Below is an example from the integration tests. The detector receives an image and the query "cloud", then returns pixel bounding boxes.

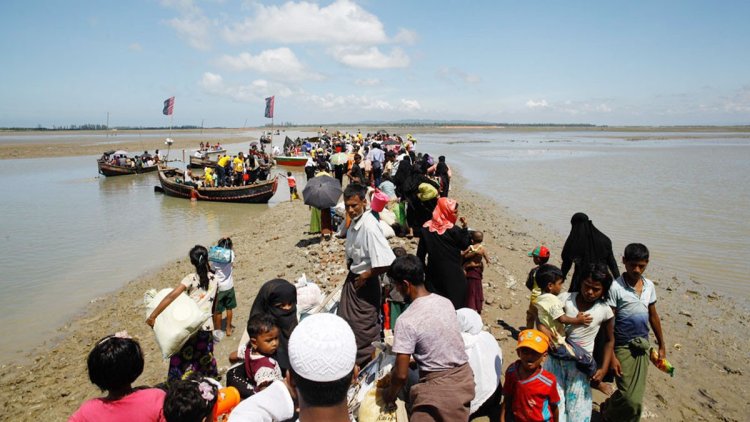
[128,43,143,52]
[223,0,388,45]
[199,72,293,102]
[161,0,214,50]
[400,99,422,111]
[216,48,323,81]
[721,85,750,113]
[525,99,550,109]
[438,67,481,85]
[393,28,418,44]
[354,78,381,87]
[302,94,420,112]
[330,46,409,69]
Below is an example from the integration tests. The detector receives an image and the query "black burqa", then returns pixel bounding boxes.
[561,212,620,292]
[248,279,298,370]
[396,163,440,231]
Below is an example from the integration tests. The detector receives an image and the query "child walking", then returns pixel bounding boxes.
[525,246,550,329]
[542,263,615,422]
[211,237,237,337]
[146,245,219,384]
[281,171,299,201]
[462,230,490,314]
[500,329,560,422]
[603,243,666,422]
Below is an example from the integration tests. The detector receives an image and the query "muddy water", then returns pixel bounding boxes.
[418,131,750,299]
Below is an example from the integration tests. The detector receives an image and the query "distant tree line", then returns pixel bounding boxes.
[0,125,205,131]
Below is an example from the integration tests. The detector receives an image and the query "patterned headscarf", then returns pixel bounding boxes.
[423,197,458,235]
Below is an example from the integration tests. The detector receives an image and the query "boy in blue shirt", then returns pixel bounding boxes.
[603,243,666,422]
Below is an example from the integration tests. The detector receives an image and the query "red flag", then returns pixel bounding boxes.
[264,96,275,118]
[163,97,175,116]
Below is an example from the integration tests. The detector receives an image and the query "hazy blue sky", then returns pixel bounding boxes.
[1,0,749,127]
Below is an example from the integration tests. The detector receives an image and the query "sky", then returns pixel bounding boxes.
[1,0,749,127]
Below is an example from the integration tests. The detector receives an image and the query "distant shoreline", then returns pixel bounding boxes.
[1,126,749,160]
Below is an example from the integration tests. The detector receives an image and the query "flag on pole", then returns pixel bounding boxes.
[163,97,175,116]
[264,96,275,118]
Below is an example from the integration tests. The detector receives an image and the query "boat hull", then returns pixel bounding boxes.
[188,156,220,169]
[158,168,277,203]
[98,160,158,177]
[274,156,308,167]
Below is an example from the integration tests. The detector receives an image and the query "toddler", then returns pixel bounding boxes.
[462,230,490,314]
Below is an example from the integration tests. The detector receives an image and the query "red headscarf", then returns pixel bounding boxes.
[423,197,458,234]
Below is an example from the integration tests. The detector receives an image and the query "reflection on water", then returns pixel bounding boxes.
[418,131,750,299]
[0,154,281,362]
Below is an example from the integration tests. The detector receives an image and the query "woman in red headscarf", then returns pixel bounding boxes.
[416,197,472,309]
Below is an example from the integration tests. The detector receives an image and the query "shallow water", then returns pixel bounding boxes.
[417,131,750,298]
[0,132,312,363]
[1,129,748,363]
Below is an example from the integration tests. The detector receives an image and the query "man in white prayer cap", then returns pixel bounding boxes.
[228,313,358,422]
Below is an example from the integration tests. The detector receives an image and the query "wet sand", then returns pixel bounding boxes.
[0,139,748,421]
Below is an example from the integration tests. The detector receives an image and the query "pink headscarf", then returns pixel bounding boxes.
[423,197,458,235]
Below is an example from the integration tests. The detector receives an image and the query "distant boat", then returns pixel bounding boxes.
[157,167,277,203]
[274,156,308,167]
[188,148,226,169]
[97,150,158,177]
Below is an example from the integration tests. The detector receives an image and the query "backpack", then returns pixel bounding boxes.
[209,246,232,264]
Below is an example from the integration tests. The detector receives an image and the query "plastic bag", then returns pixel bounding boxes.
[649,348,675,377]
[144,288,211,358]
[357,387,408,422]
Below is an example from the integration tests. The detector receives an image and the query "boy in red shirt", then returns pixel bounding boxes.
[501,329,560,422]
[281,171,298,201]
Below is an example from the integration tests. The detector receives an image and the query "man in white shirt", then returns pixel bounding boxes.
[338,183,395,365]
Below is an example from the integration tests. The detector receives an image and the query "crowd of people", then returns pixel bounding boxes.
[72,134,668,422]
[191,146,274,188]
[100,150,162,168]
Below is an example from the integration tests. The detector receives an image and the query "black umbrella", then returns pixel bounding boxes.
[382,139,400,146]
[303,175,342,209]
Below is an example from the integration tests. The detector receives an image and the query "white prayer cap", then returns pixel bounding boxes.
[288,313,356,382]
[456,308,483,335]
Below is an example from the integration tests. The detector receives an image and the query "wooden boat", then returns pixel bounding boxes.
[188,148,227,169]
[188,155,220,169]
[157,167,278,203]
[274,156,309,167]
[97,159,158,177]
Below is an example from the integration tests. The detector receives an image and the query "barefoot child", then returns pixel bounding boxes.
[211,237,237,337]
[280,171,298,201]
[462,230,490,314]
[500,329,560,422]
[525,246,550,329]
[603,243,666,422]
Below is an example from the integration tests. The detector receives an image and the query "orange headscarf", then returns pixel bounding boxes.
[423,197,458,234]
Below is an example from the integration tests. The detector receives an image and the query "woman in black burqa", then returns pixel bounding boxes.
[561,212,620,292]
[394,161,440,237]
[247,279,298,370]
